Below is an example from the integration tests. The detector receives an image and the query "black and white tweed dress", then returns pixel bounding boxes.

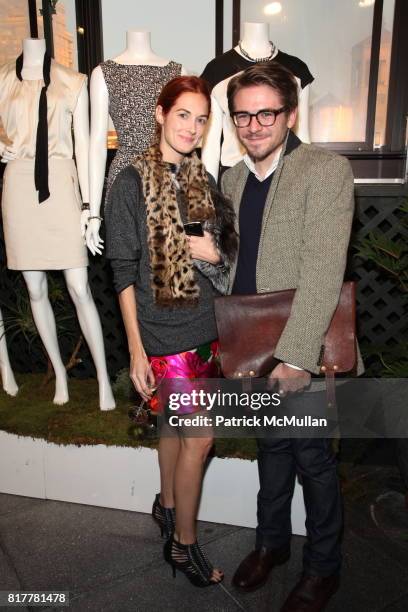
[100,59,182,199]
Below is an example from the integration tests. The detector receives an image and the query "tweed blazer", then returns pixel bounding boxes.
[221,133,363,375]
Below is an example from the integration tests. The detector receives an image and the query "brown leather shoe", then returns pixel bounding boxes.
[232,545,290,592]
[280,574,340,612]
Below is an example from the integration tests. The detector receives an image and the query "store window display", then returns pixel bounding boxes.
[201,22,313,181]
[86,30,187,255]
[0,38,115,410]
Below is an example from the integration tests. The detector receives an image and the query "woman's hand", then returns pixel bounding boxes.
[187,231,221,264]
[129,347,156,401]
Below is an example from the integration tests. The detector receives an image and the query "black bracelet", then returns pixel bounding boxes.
[88,216,103,222]
[81,202,90,211]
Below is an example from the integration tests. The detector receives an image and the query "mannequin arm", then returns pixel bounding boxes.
[72,82,90,237]
[201,94,223,182]
[0,141,17,163]
[86,65,109,255]
[296,84,311,144]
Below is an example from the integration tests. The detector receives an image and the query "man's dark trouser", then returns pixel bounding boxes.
[255,393,343,577]
[396,438,408,490]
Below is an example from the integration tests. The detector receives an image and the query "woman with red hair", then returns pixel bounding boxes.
[105,76,237,587]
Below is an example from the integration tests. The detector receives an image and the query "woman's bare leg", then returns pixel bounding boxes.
[158,423,180,507]
[173,428,223,581]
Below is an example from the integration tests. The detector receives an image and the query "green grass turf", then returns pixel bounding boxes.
[0,373,257,460]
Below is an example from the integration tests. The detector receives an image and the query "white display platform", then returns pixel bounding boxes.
[0,430,306,535]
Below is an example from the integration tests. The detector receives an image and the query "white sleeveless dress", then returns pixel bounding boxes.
[0,58,88,270]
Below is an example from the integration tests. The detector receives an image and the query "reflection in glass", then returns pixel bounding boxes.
[264,3,282,16]
[52,0,77,69]
[0,0,31,142]
[35,0,44,38]
[36,0,77,69]
[241,0,394,144]
[0,0,30,66]
[373,0,394,148]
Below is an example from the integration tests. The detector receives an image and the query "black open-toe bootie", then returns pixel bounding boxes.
[151,493,175,539]
[163,534,224,588]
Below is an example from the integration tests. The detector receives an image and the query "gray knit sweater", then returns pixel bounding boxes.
[105,165,221,356]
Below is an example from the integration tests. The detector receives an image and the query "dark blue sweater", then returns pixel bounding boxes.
[232,172,274,294]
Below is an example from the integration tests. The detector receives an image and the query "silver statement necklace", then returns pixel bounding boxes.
[238,40,276,63]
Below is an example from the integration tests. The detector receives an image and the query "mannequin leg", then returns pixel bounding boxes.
[63,268,115,411]
[22,271,68,405]
[0,306,19,396]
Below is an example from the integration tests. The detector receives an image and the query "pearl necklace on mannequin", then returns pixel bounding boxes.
[238,40,276,63]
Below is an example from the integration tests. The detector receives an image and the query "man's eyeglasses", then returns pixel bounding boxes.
[231,106,288,128]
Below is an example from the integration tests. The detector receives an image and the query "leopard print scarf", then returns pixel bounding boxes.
[133,144,216,307]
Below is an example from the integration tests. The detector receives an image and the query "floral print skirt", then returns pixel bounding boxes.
[147,341,220,415]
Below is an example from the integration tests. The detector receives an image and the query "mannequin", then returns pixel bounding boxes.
[0,38,115,410]
[0,307,18,396]
[201,22,313,181]
[239,21,275,58]
[86,30,187,254]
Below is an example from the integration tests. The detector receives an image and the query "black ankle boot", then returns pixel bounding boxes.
[163,534,224,588]
[151,493,175,539]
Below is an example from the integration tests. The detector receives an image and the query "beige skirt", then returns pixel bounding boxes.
[1,158,88,270]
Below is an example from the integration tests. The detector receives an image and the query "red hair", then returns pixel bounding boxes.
[157,76,211,115]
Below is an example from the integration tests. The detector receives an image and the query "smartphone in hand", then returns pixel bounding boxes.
[184,221,204,237]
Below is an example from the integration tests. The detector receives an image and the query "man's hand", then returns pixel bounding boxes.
[268,362,311,395]
[187,231,221,264]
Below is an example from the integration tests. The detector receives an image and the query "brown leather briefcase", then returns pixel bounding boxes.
[214,281,357,380]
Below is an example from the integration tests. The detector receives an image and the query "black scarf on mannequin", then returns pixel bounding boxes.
[16,52,51,203]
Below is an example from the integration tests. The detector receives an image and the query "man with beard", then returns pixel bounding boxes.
[221,62,359,612]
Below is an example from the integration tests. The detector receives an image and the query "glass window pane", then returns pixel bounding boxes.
[101,0,215,75]
[0,0,31,142]
[35,0,77,69]
[374,0,395,148]
[52,0,78,70]
[35,0,44,38]
[240,0,386,144]
[0,0,31,65]
[101,0,216,148]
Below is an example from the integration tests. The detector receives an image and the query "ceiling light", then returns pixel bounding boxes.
[264,2,283,16]
[358,0,375,7]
